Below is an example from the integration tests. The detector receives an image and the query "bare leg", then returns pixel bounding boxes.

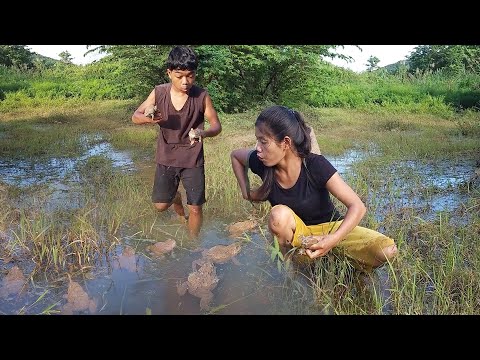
[268,205,296,258]
[154,202,170,212]
[187,205,203,239]
[172,191,186,219]
[154,191,186,222]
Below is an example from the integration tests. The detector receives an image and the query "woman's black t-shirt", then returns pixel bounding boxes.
[248,151,344,225]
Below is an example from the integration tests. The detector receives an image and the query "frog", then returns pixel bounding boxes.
[0,266,27,298]
[188,128,202,145]
[62,278,97,315]
[144,105,157,120]
[113,245,137,272]
[176,261,219,311]
[192,242,242,270]
[227,219,258,238]
[147,239,176,257]
[296,235,319,255]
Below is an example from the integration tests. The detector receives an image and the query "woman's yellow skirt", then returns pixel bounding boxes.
[290,209,395,270]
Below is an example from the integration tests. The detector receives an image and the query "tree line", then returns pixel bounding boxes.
[1,45,479,114]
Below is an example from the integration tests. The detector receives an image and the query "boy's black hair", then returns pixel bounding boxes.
[167,46,198,71]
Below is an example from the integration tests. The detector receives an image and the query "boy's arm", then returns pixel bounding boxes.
[201,93,222,138]
[131,89,162,125]
[308,125,321,155]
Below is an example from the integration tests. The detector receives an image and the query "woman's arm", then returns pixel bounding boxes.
[326,172,366,241]
[230,149,263,202]
[306,172,366,259]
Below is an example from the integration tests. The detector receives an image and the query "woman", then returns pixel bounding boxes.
[230,105,397,270]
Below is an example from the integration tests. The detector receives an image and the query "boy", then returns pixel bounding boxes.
[132,46,222,238]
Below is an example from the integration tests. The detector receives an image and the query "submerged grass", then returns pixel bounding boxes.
[1,99,480,314]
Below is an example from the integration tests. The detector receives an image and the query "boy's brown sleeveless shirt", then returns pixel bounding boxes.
[154,83,207,168]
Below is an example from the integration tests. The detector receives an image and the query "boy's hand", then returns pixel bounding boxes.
[144,106,161,123]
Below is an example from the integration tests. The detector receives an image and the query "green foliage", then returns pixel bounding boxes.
[0,45,479,116]
[0,59,135,107]
[366,56,380,72]
[86,45,172,98]
[408,45,480,74]
[269,236,285,273]
[58,51,73,64]
[454,109,480,137]
[0,65,31,93]
[0,45,34,68]
[189,45,337,112]
[304,67,479,115]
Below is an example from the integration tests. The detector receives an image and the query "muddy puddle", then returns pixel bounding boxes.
[0,140,478,314]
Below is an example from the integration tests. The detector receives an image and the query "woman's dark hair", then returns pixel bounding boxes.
[255,105,313,200]
[167,46,198,71]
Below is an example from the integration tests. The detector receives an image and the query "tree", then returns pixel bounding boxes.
[85,45,348,112]
[366,55,380,72]
[408,45,480,74]
[0,45,34,68]
[58,51,73,64]
[85,45,172,98]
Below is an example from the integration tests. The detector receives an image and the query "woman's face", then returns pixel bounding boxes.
[254,125,285,167]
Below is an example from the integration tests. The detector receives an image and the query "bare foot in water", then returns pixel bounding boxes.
[170,212,188,224]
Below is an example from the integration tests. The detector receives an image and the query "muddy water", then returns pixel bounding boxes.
[0,142,477,315]
[0,220,310,315]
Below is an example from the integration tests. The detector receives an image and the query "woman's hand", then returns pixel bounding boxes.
[246,188,262,202]
[305,234,340,259]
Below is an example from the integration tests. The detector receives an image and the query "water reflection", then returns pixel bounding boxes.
[0,137,134,187]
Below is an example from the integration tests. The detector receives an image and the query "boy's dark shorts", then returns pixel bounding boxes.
[152,163,206,206]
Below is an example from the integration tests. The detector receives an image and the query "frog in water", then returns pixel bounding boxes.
[62,278,97,315]
[191,242,242,270]
[147,239,176,257]
[227,219,258,238]
[113,245,137,272]
[177,261,219,311]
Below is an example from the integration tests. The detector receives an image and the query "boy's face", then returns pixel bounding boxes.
[167,69,196,94]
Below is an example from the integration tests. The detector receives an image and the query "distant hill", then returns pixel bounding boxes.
[381,60,410,74]
[32,52,60,67]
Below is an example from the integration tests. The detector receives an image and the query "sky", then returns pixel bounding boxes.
[26,45,418,72]
[324,45,417,72]
[26,45,105,65]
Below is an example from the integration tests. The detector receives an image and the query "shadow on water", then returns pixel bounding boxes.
[0,141,478,315]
